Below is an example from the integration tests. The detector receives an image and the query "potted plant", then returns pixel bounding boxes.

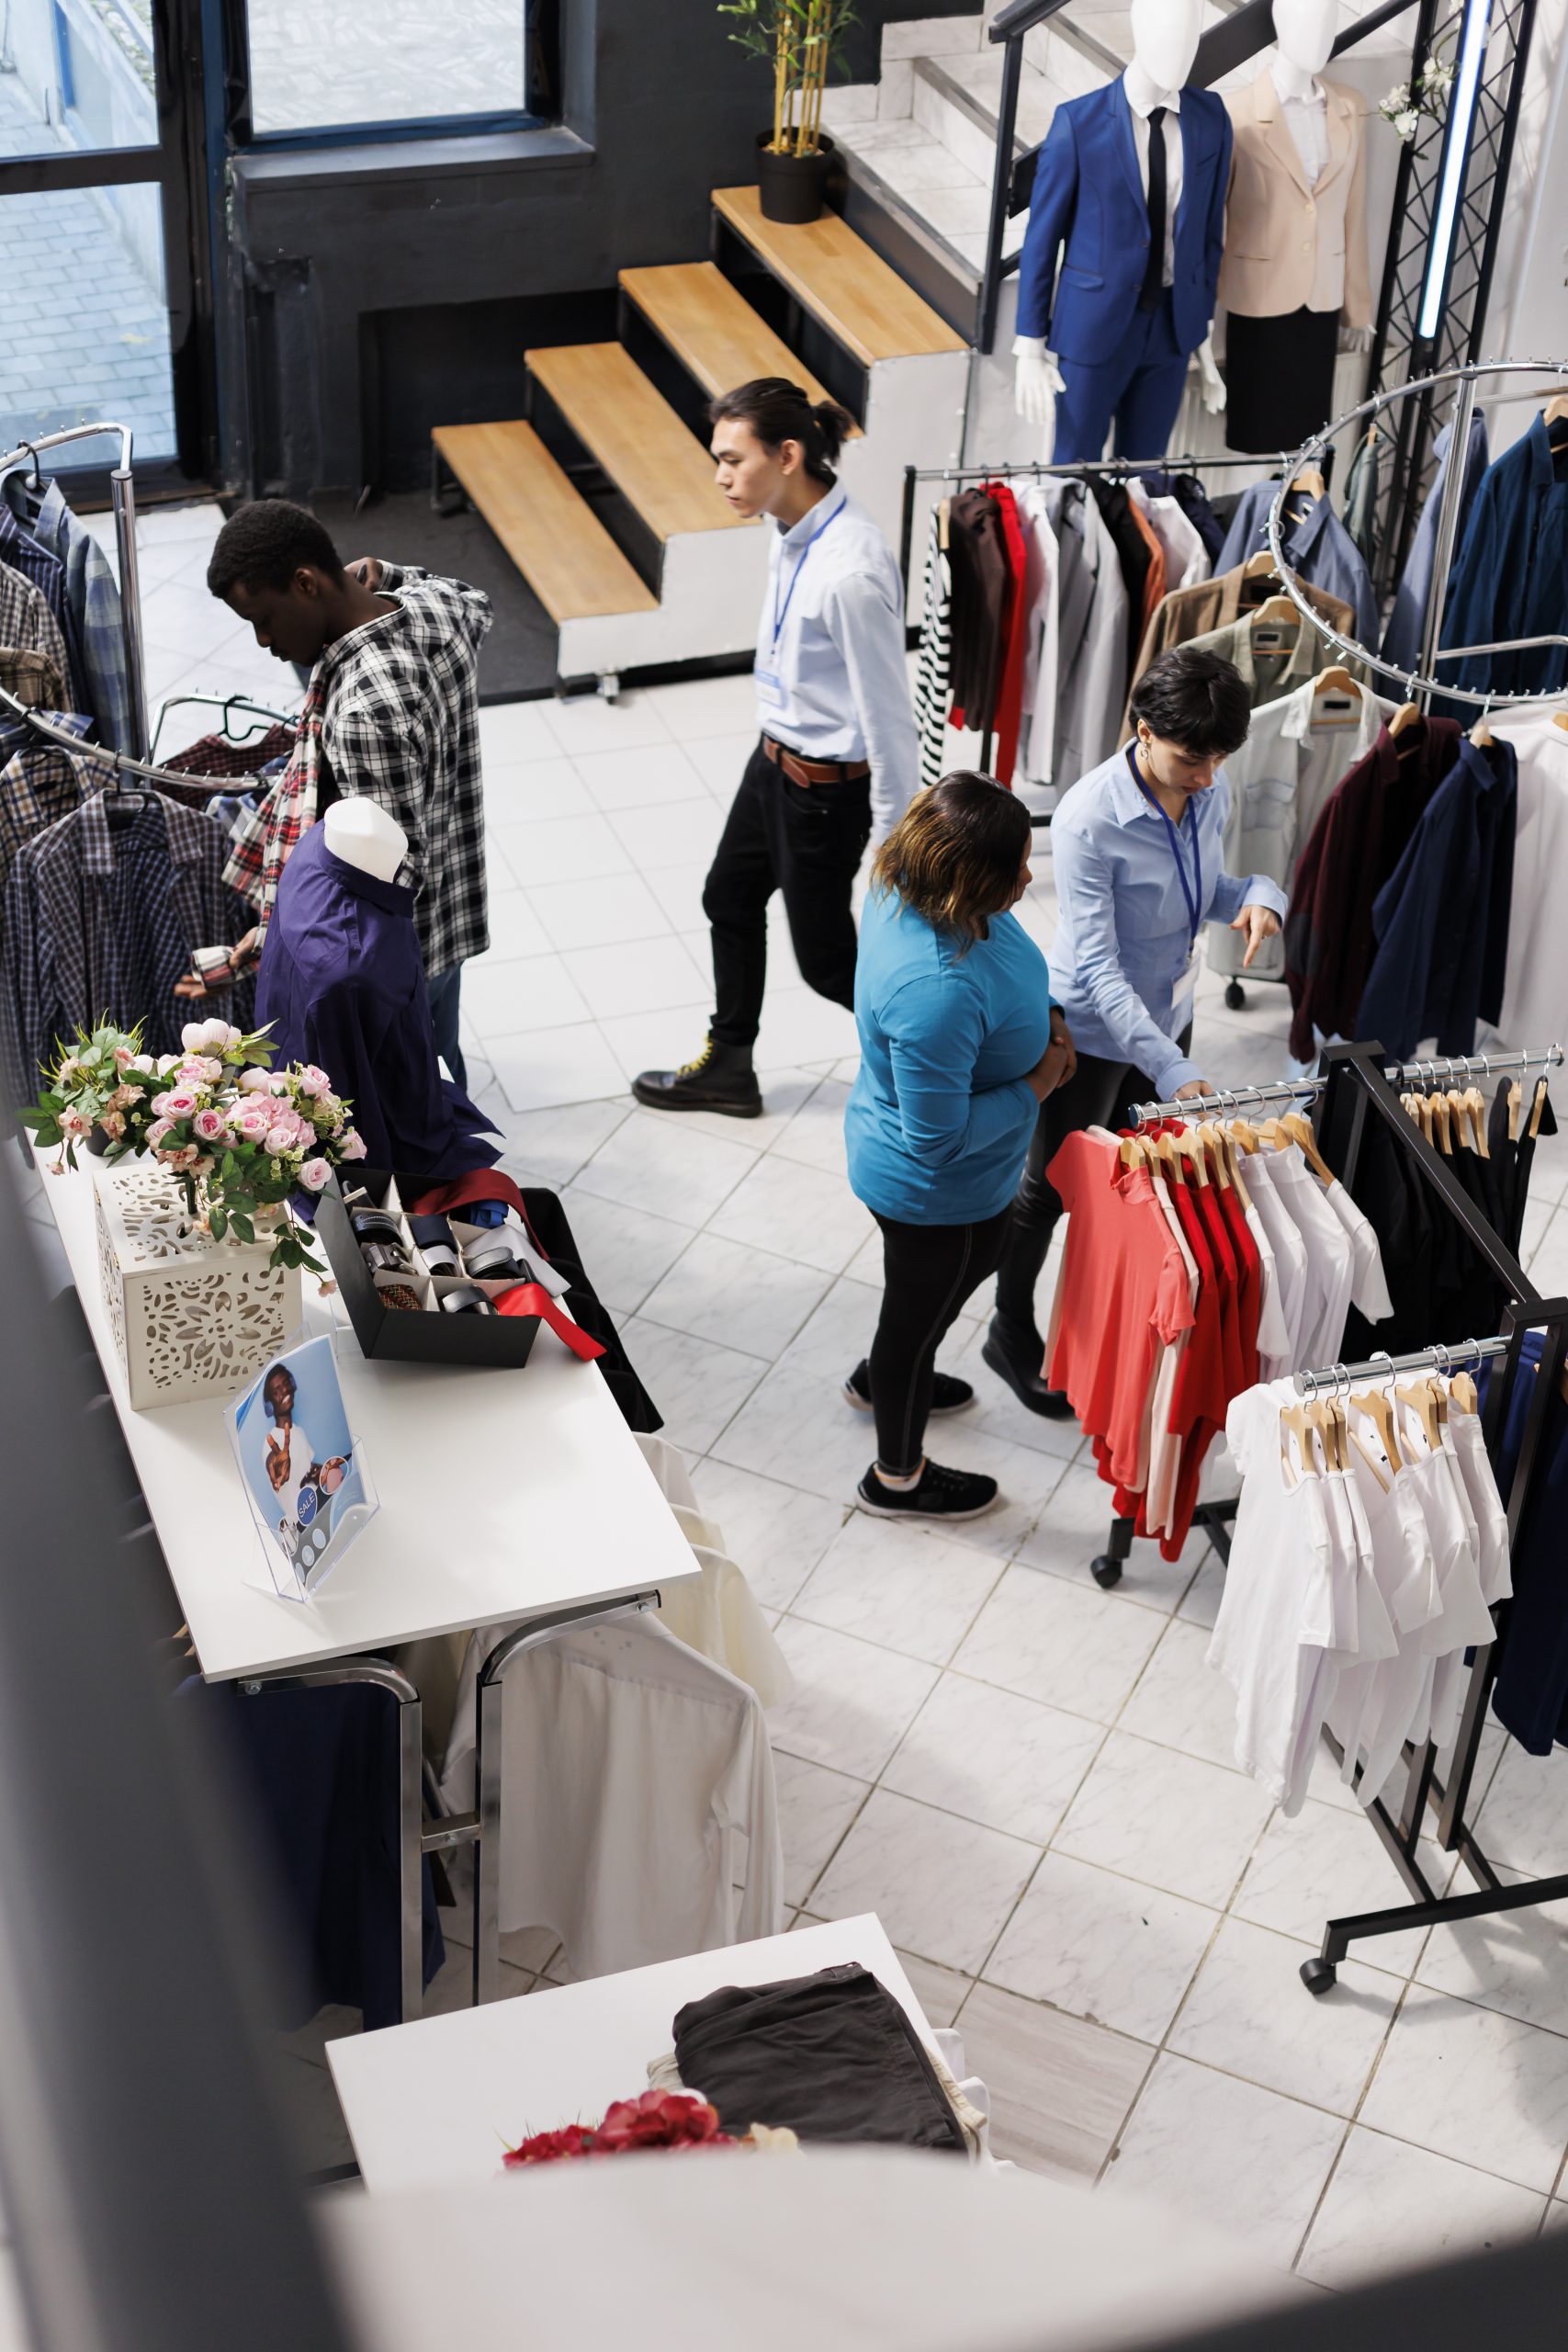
[720,0,860,224]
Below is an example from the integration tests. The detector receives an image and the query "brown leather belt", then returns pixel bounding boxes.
[761,734,872,789]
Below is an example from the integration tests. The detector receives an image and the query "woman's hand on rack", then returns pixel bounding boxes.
[1230,902,1282,969]
[175,929,258,998]
[1027,1010,1077,1102]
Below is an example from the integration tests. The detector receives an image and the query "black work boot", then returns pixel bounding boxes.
[982,1312,1075,1418]
[633,1035,762,1118]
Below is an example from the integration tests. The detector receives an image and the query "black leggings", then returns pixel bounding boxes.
[992,1030,1190,1335]
[869,1205,1014,1474]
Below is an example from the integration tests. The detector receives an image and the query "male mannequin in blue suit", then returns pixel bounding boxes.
[1014,0,1231,465]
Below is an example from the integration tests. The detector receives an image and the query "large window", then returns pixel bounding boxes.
[244,0,530,138]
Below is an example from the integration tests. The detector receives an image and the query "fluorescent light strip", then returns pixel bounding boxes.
[1417,0,1495,342]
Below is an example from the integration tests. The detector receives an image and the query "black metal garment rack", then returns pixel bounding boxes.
[1087,1039,1568,1992]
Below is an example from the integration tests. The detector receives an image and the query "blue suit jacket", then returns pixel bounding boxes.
[1016,83,1232,365]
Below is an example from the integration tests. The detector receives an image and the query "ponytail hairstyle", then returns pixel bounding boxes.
[707,377,855,485]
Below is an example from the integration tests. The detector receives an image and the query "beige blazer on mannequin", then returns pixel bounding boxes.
[1219,74,1371,323]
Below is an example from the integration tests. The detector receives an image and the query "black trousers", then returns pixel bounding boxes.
[869,1204,1014,1474]
[705,740,873,1048]
[992,1029,1190,1332]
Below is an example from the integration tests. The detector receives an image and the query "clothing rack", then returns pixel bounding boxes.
[1128,1045,1564,1129]
[1292,1334,1506,1399]
[0,421,149,759]
[148,691,299,764]
[0,690,279,799]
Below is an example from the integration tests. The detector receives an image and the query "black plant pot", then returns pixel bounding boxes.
[84,1122,112,1158]
[756,130,835,225]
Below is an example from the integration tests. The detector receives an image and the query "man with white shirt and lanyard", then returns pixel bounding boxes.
[635,379,918,1118]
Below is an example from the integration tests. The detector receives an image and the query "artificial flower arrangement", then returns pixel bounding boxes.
[19,1016,367,1275]
[502,2089,798,2167]
[1379,44,1456,142]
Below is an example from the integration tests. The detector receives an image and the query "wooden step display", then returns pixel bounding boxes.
[525,344,751,543]
[430,422,656,622]
[712,186,967,369]
[617,262,860,432]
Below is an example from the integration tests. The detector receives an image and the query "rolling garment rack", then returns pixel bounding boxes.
[1117,1038,1568,1997]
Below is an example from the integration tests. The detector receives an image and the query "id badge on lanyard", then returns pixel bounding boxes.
[764,501,844,708]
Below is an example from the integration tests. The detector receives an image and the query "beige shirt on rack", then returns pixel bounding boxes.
[1123,566,1357,737]
[1220,73,1373,324]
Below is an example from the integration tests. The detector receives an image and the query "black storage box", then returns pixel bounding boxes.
[316,1171,541,1367]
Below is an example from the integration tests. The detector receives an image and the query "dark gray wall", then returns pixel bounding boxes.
[220,0,975,497]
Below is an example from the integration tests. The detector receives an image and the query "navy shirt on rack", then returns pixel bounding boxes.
[1483,1329,1568,1755]
[1440,414,1568,700]
[1214,479,1378,650]
[255,820,499,1179]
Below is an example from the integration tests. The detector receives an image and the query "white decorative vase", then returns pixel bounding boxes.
[92,1159,302,1409]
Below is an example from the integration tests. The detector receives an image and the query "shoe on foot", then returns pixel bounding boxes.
[632,1035,761,1118]
[982,1314,1075,1419]
[856,1458,999,1521]
[842,1359,975,1417]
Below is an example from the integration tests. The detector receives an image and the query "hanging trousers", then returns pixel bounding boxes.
[992,1027,1190,1333]
[869,1204,1014,1473]
[705,741,872,1049]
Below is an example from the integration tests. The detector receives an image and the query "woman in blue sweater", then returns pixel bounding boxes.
[845,774,1075,1522]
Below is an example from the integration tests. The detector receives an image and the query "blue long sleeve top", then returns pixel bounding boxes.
[846,885,1054,1224]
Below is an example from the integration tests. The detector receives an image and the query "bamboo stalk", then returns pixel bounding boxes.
[773,11,786,151]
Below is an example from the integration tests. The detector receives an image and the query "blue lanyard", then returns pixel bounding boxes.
[1125,744,1202,948]
[772,499,845,650]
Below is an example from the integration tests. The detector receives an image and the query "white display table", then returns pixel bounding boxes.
[328,1915,933,2194]
[36,1159,695,2016]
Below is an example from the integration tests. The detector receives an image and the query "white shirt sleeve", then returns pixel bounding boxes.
[826,567,919,845]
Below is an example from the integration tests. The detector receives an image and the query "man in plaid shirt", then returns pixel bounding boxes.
[182,501,491,1086]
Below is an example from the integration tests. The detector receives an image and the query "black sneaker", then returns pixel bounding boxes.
[842,1359,975,1418]
[981,1315,1076,1419]
[856,1459,999,1521]
[632,1036,762,1118]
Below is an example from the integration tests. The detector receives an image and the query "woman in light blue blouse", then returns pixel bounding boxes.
[845,773,1075,1524]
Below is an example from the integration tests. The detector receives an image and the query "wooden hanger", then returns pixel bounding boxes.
[1282,1111,1337,1186]
[1397,1379,1446,1450]
[1389,701,1423,739]
[1229,1116,1260,1154]
[1507,1078,1522,1142]
[1545,394,1568,428]
[1530,1077,1549,1137]
[1464,1085,1491,1158]
[1279,1401,1321,1478]
[1242,549,1280,582]
[1471,712,1495,748]
[1258,1116,1295,1152]
[937,497,951,552]
[1250,594,1300,628]
[1351,1385,1404,1471]
[1431,1091,1454,1154]
[1156,1128,1186,1185]
[1311,665,1362,727]
[1118,1134,1147,1170]
[1553,709,1568,734]
[1450,1370,1479,1415]
[1291,464,1327,502]
[1446,1088,1473,1151]
[1197,1125,1232,1190]
[1222,1129,1253,1209]
[1178,1126,1210,1188]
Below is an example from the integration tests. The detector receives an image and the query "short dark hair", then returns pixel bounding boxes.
[707,377,856,485]
[208,499,345,598]
[1127,645,1251,759]
[873,772,1031,949]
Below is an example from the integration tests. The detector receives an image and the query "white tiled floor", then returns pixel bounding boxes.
[99,520,1568,2279]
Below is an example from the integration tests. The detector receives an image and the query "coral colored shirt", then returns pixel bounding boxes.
[1045,1134,1195,1491]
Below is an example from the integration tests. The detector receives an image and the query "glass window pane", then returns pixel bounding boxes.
[0,185,175,462]
[0,0,158,162]
[246,0,527,135]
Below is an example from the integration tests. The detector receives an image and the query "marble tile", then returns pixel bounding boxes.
[1014,1461,1207,1606]
[876,56,914,117]
[559,935,710,1021]
[1524,1206,1568,1297]
[487,1022,631,1114]
[1234,1803,1453,1980]
[645,670,761,740]
[647,1066,823,1150]
[884,15,982,54]
[987,1852,1217,2045]
[479,698,561,763]
[1052,1730,1275,1909]
[874,140,985,198]
[953,1982,1152,2181]
[615,1317,769,1454]
[596,1006,728,1085]
[909,1419,1085,1563]
[942,1319,1092,1464]
[780,1273,893,1378]
[571,740,707,811]
[485,756,596,820]
[711,1360,884,1505]
[478,888,552,961]
[486,1097,629,1188]
[898,1950,970,2030]
[1103,2054,1346,2270]
[769,1078,852,1176]
[811,1788,1040,1973]
[1417,1870,1568,2038]
[573,1113,759,1227]
[953,1567,1165,1726]
[883,1672,1103,1845]
[1475,1742,1565,1879]
[606,797,725,873]
[1118,1618,1245,1772]
[491,812,631,888]
[464,954,591,1035]
[544,689,671,752]
[753,986,862,1070]
[793,1516,1003,1665]
[682,730,760,799]
[1359,1985,1568,2191]
[637,1231,829,1362]
[1168,1917,1398,2115]
[644,860,711,934]
[553,1186,694,1316]
[707,1153,875,1275]
[267,2049,358,2174]
[681,1459,848,1611]
[1298,2127,1546,2289]
[767,1617,939,1780]
[525,871,671,951]
[1176,1546,1225,1629]
[771,1750,872,1909]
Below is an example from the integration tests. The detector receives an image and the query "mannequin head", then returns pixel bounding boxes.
[1128,0,1203,91]
[323,797,408,884]
[1272,0,1337,74]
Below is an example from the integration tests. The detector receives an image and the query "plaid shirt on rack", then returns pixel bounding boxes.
[0,561,70,695]
[0,741,92,891]
[0,507,88,715]
[223,564,492,978]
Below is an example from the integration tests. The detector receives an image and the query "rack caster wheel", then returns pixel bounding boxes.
[1224,979,1246,1011]
[1300,1959,1337,1996]
[1090,1555,1123,1589]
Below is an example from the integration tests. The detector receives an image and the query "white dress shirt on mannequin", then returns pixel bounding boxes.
[1277,71,1329,183]
[1124,70,1184,285]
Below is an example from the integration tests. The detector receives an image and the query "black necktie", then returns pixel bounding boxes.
[1138,106,1168,313]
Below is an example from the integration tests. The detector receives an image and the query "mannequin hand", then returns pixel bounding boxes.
[1013,338,1064,433]
[1338,322,1374,355]
[1231,903,1281,968]
[1195,336,1227,415]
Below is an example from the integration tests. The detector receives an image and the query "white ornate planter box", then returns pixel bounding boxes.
[92,1159,302,1409]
